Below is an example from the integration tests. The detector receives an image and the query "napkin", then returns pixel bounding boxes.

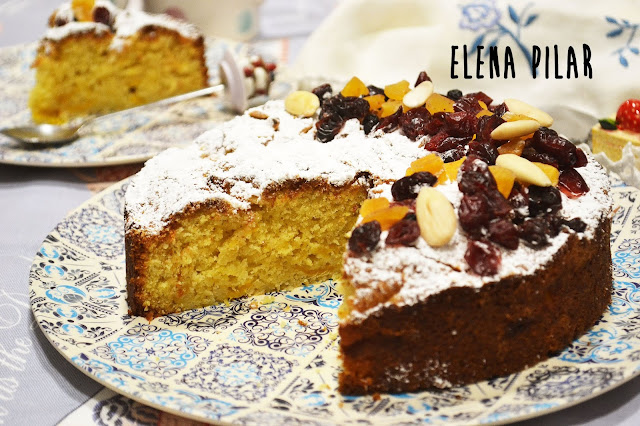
[292,0,640,141]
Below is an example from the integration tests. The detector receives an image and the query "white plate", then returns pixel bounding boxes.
[29,175,640,425]
[0,39,251,167]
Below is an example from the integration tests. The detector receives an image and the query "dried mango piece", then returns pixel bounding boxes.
[341,76,369,97]
[443,156,466,182]
[497,138,526,156]
[384,80,411,101]
[380,100,402,117]
[533,162,560,186]
[489,165,516,198]
[72,0,95,21]
[364,94,385,112]
[362,205,410,231]
[406,153,444,177]
[425,93,455,114]
[359,197,390,218]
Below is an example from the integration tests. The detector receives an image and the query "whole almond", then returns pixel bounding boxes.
[504,98,553,127]
[284,91,320,117]
[403,81,435,109]
[415,187,457,247]
[495,154,552,186]
[490,119,541,140]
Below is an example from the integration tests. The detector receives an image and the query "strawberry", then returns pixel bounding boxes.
[616,99,640,133]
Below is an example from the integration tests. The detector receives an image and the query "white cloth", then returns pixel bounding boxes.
[293,0,640,140]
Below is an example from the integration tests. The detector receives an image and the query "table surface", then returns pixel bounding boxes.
[1,1,640,425]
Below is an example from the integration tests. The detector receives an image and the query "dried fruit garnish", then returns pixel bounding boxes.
[391,172,438,201]
[341,76,369,97]
[530,127,577,168]
[415,71,432,86]
[574,148,588,168]
[312,84,332,104]
[558,168,590,198]
[386,219,421,246]
[459,193,491,234]
[363,114,380,135]
[93,6,112,26]
[377,107,403,133]
[488,218,519,249]
[315,114,344,143]
[519,217,550,247]
[362,205,410,230]
[349,221,381,255]
[399,107,431,141]
[468,141,499,165]
[384,80,411,101]
[446,89,463,101]
[528,185,562,216]
[465,240,501,276]
[359,197,390,218]
[425,94,456,115]
[563,218,586,232]
[458,157,497,195]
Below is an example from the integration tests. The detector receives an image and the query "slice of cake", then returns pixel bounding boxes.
[29,0,208,124]
[592,99,640,164]
[124,74,613,394]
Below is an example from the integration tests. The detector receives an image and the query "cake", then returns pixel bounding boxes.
[29,0,208,124]
[591,98,640,166]
[124,74,613,394]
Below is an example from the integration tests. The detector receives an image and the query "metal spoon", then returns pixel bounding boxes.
[1,49,249,146]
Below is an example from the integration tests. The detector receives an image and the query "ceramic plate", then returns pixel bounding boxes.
[0,39,253,167]
[29,175,640,425]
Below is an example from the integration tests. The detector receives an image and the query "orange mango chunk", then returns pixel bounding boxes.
[533,162,560,186]
[497,138,526,156]
[384,80,411,101]
[489,165,516,198]
[364,94,385,112]
[72,0,95,21]
[443,156,466,182]
[406,153,444,175]
[359,197,390,218]
[380,100,402,117]
[341,76,369,97]
[425,93,455,114]
[362,205,410,231]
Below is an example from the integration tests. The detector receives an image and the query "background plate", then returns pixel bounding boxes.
[0,39,252,167]
[29,175,640,425]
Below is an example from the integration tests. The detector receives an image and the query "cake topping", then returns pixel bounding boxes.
[341,77,369,98]
[415,187,458,247]
[284,91,320,117]
[503,98,554,127]
[402,81,435,109]
[495,154,552,186]
[348,221,381,255]
[490,120,541,140]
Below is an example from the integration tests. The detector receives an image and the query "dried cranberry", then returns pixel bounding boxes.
[458,157,497,195]
[467,141,498,165]
[528,185,562,216]
[399,107,431,140]
[312,84,332,104]
[386,219,421,246]
[315,114,344,142]
[521,145,559,169]
[563,218,586,232]
[459,193,491,235]
[574,148,588,168]
[363,114,380,135]
[53,14,69,26]
[444,111,476,137]
[491,102,508,117]
[377,108,403,133]
[454,92,493,114]
[349,221,381,255]
[439,145,467,163]
[465,240,501,276]
[488,218,519,249]
[320,95,369,121]
[391,172,437,201]
[486,189,512,217]
[446,89,463,101]
[425,112,447,135]
[558,168,589,198]
[530,127,577,168]
[93,6,112,26]
[519,218,549,248]
[545,214,563,237]
[367,85,385,97]
[415,71,432,86]
[475,114,505,144]
[429,135,471,153]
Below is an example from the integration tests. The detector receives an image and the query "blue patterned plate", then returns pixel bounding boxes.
[0,39,253,167]
[29,175,640,425]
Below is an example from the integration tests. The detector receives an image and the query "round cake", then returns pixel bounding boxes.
[124,74,613,395]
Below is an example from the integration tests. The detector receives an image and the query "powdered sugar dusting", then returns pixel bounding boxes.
[43,1,201,49]
[125,100,426,233]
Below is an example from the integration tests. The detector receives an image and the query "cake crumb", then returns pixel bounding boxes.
[249,301,259,309]
[298,319,308,327]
